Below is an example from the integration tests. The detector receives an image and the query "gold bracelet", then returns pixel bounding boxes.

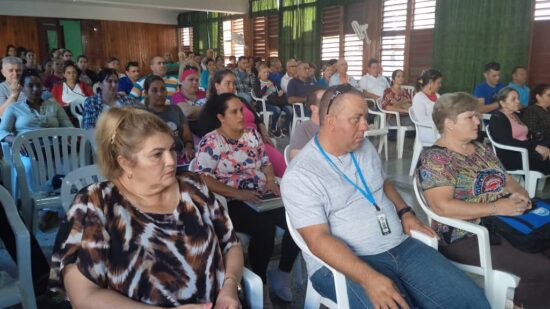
[223,276,238,286]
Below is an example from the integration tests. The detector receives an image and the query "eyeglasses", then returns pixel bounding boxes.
[326,90,343,115]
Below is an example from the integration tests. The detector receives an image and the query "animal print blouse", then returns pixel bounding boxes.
[49,173,239,306]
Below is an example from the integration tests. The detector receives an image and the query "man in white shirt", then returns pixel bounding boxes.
[0,56,25,117]
[281,58,297,93]
[359,58,389,99]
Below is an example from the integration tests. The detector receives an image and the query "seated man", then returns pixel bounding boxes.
[507,66,530,107]
[281,84,490,309]
[288,88,324,161]
[287,62,317,105]
[359,58,389,100]
[0,56,25,117]
[130,56,177,103]
[232,56,255,103]
[117,61,141,95]
[281,58,297,93]
[473,61,504,113]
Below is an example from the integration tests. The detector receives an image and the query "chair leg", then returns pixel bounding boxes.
[526,174,537,198]
[383,135,388,160]
[409,138,422,176]
[397,128,406,159]
[537,178,546,191]
[304,279,322,309]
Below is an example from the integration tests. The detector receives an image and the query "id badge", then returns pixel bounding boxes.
[377,213,391,235]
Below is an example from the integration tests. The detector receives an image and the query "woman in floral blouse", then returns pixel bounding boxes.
[50,107,243,308]
[417,92,550,309]
[192,93,299,304]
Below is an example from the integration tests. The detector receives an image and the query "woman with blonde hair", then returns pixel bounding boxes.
[50,106,243,308]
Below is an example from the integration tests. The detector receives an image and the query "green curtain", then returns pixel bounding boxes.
[279,0,320,67]
[250,0,279,17]
[190,12,221,55]
[433,0,532,94]
[317,0,361,8]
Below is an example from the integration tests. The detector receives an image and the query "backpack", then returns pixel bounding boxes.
[482,199,550,253]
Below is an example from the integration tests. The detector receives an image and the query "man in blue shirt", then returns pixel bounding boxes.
[508,66,530,107]
[268,58,284,89]
[473,62,504,113]
[118,61,141,95]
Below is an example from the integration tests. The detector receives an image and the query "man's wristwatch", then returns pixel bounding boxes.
[398,206,416,219]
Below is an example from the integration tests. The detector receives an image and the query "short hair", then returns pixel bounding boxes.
[149,56,163,66]
[319,84,364,125]
[484,62,501,72]
[125,61,139,71]
[107,56,119,63]
[237,56,247,63]
[326,59,338,66]
[511,66,527,75]
[367,58,380,68]
[269,57,281,67]
[5,44,16,56]
[204,58,215,65]
[305,88,325,108]
[97,68,118,84]
[2,56,22,68]
[63,49,72,54]
[77,55,87,62]
[530,83,550,106]
[432,92,479,133]
[495,87,518,108]
[95,107,172,180]
[228,55,236,61]
[215,55,224,62]
[20,68,41,84]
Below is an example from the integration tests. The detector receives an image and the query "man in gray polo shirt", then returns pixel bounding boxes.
[0,56,25,117]
[281,84,489,308]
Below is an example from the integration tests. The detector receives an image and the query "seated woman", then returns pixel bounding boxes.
[317,62,335,88]
[51,62,93,108]
[411,69,442,144]
[0,69,73,142]
[82,68,140,130]
[172,67,206,120]
[215,55,226,71]
[192,93,299,304]
[521,83,550,139]
[417,92,550,309]
[203,69,287,177]
[252,64,292,137]
[200,58,215,90]
[489,87,550,175]
[49,107,243,308]
[144,75,195,165]
[381,69,413,126]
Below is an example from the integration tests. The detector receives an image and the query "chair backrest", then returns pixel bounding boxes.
[12,128,94,195]
[249,90,270,128]
[401,85,415,98]
[0,184,37,309]
[60,164,105,212]
[292,103,306,118]
[486,125,529,175]
[70,100,84,128]
[408,107,439,145]
[283,145,291,165]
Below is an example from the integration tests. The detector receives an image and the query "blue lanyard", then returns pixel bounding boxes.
[314,135,381,211]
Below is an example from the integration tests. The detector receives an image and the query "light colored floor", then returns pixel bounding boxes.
[1,133,548,308]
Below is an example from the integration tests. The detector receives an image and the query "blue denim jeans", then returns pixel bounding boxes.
[310,238,490,309]
[266,104,292,131]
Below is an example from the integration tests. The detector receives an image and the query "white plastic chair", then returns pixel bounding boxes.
[401,85,416,98]
[70,100,85,128]
[250,90,273,129]
[486,126,549,198]
[413,176,519,309]
[284,145,291,165]
[376,98,415,158]
[290,103,310,135]
[12,128,94,232]
[59,166,264,309]
[365,99,389,160]
[480,113,492,133]
[0,184,37,309]
[408,107,439,176]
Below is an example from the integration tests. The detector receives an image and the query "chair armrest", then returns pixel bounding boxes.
[410,230,438,249]
[242,267,263,309]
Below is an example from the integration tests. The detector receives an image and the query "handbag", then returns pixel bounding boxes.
[482,199,550,253]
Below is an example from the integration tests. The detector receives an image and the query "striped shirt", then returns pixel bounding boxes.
[130,74,178,104]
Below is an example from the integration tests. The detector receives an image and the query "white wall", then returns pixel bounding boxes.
[0,0,248,25]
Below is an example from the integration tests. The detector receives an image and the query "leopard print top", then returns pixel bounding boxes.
[49,173,239,306]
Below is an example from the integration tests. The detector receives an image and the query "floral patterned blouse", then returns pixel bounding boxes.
[417,142,509,244]
[381,87,412,110]
[192,128,271,193]
[49,174,239,306]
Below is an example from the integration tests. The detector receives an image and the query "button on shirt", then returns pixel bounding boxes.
[359,74,390,97]
[281,138,406,275]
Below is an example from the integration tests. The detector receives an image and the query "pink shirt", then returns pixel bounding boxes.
[506,114,529,141]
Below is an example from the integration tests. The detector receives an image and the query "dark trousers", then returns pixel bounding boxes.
[0,204,50,295]
[227,200,299,282]
[440,236,550,309]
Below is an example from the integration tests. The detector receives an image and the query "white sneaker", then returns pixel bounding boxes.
[267,268,293,302]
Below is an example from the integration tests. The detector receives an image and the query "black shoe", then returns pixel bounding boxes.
[270,129,282,138]
[281,128,289,137]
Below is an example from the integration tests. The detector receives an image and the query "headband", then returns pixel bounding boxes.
[179,69,198,82]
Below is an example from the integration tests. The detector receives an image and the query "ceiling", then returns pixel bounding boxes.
[0,0,249,25]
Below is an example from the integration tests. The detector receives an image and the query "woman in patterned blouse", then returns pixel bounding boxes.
[50,107,243,308]
[417,92,550,308]
[192,93,299,304]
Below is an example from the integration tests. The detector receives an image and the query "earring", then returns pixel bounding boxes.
[127,173,133,180]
